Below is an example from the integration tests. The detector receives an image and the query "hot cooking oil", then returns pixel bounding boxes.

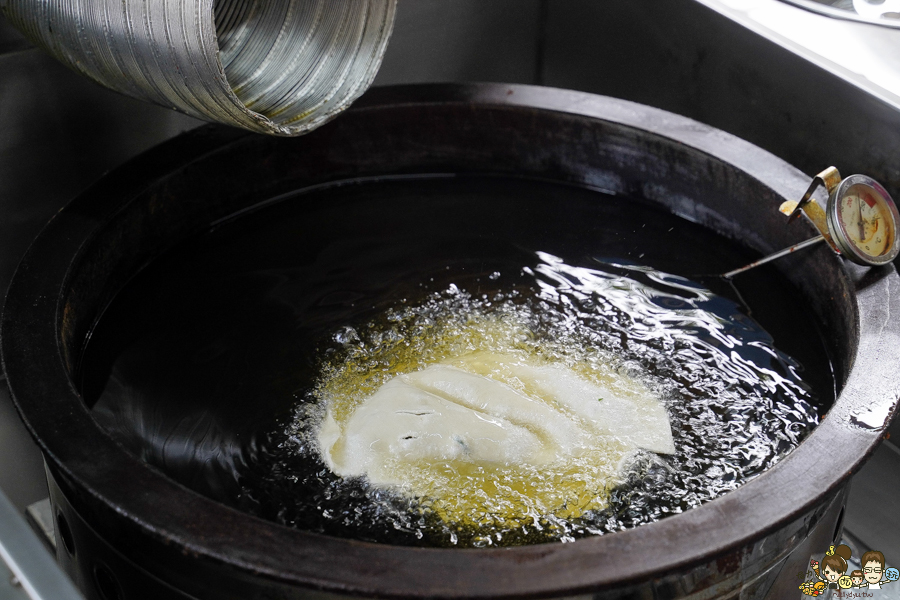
[78,174,829,548]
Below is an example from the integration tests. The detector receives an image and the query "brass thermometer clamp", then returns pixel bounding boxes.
[724,168,900,278]
[779,167,900,266]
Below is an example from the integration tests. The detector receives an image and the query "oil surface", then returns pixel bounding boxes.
[79,175,832,547]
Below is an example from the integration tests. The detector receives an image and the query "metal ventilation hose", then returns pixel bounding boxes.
[0,0,397,136]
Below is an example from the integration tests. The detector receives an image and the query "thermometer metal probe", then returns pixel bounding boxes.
[723,168,900,279]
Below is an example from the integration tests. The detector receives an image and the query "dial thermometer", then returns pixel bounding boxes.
[723,167,900,278]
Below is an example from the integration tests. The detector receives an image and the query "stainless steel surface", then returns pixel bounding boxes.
[846,439,900,568]
[695,0,900,111]
[0,559,27,600]
[0,0,396,136]
[778,0,900,28]
[24,499,54,554]
[0,488,83,600]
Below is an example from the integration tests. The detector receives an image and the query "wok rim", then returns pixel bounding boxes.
[3,83,899,599]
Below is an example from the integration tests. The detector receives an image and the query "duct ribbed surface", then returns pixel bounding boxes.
[0,0,396,136]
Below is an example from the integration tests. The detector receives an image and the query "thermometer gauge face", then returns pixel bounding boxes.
[827,174,900,266]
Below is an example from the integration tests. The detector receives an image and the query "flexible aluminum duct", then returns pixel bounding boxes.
[0,0,396,136]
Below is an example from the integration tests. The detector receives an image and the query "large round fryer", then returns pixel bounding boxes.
[3,83,900,600]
